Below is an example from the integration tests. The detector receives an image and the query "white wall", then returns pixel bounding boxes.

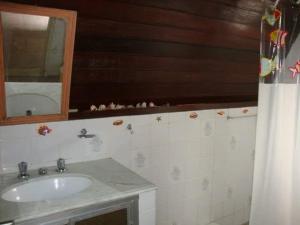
[0,107,257,225]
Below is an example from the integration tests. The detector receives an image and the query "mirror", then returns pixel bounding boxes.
[0,3,76,125]
[3,12,65,117]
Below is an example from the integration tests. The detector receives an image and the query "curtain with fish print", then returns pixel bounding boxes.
[260,1,300,83]
[251,1,300,225]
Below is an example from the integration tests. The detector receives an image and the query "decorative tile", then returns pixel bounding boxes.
[149,146,169,188]
[0,123,35,140]
[168,183,185,225]
[228,107,257,118]
[197,196,211,225]
[127,124,134,135]
[150,122,169,147]
[170,166,181,181]
[0,107,257,225]
[0,138,33,172]
[131,125,151,148]
[37,124,52,136]
[134,152,147,168]
[169,121,189,141]
[203,120,214,137]
[211,202,224,221]
[168,111,187,123]
[189,112,198,119]
[183,196,200,225]
[113,119,124,126]
[87,136,103,152]
[202,178,210,191]
[230,136,238,150]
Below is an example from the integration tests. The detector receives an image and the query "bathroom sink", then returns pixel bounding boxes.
[6,93,60,117]
[1,175,92,202]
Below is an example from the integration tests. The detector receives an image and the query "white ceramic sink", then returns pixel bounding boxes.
[1,175,92,202]
[6,93,60,117]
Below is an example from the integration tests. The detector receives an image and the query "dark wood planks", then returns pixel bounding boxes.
[76,17,259,51]
[33,0,263,24]
[74,38,259,62]
[107,0,264,25]
[5,0,262,118]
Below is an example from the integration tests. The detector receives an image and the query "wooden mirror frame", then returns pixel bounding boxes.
[0,2,76,125]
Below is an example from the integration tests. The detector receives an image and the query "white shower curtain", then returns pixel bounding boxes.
[250,2,300,225]
[250,83,300,225]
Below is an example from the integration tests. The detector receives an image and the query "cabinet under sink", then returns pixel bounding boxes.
[17,196,139,225]
[72,208,127,225]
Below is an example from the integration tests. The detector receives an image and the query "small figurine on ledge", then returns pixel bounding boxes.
[89,101,160,112]
[90,105,98,111]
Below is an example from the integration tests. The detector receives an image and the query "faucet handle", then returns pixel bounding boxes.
[18,161,29,179]
[56,158,67,173]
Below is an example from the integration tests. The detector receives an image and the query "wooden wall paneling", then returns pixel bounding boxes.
[74,38,259,63]
[105,0,264,25]
[76,18,259,51]
[58,1,261,39]
[72,52,258,74]
[71,69,257,85]
[4,0,262,118]
[34,0,264,25]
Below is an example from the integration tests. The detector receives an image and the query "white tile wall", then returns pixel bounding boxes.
[0,107,257,225]
[0,118,113,173]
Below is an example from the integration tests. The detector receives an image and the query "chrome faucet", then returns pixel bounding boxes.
[56,158,67,173]
[0,221,14,225]
[38,168,48,176]
[18,162,30,179]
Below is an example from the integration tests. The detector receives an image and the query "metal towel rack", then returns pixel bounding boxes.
[227,114,257,120]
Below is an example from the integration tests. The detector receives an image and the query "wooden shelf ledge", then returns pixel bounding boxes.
[69,101,257,120]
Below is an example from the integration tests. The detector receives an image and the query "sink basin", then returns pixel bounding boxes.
[1,175,92,202]
[6,93,60,117]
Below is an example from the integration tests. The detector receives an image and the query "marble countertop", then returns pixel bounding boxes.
[0,158,156,224]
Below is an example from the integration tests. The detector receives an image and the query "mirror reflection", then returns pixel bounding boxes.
[1,11,66,117]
